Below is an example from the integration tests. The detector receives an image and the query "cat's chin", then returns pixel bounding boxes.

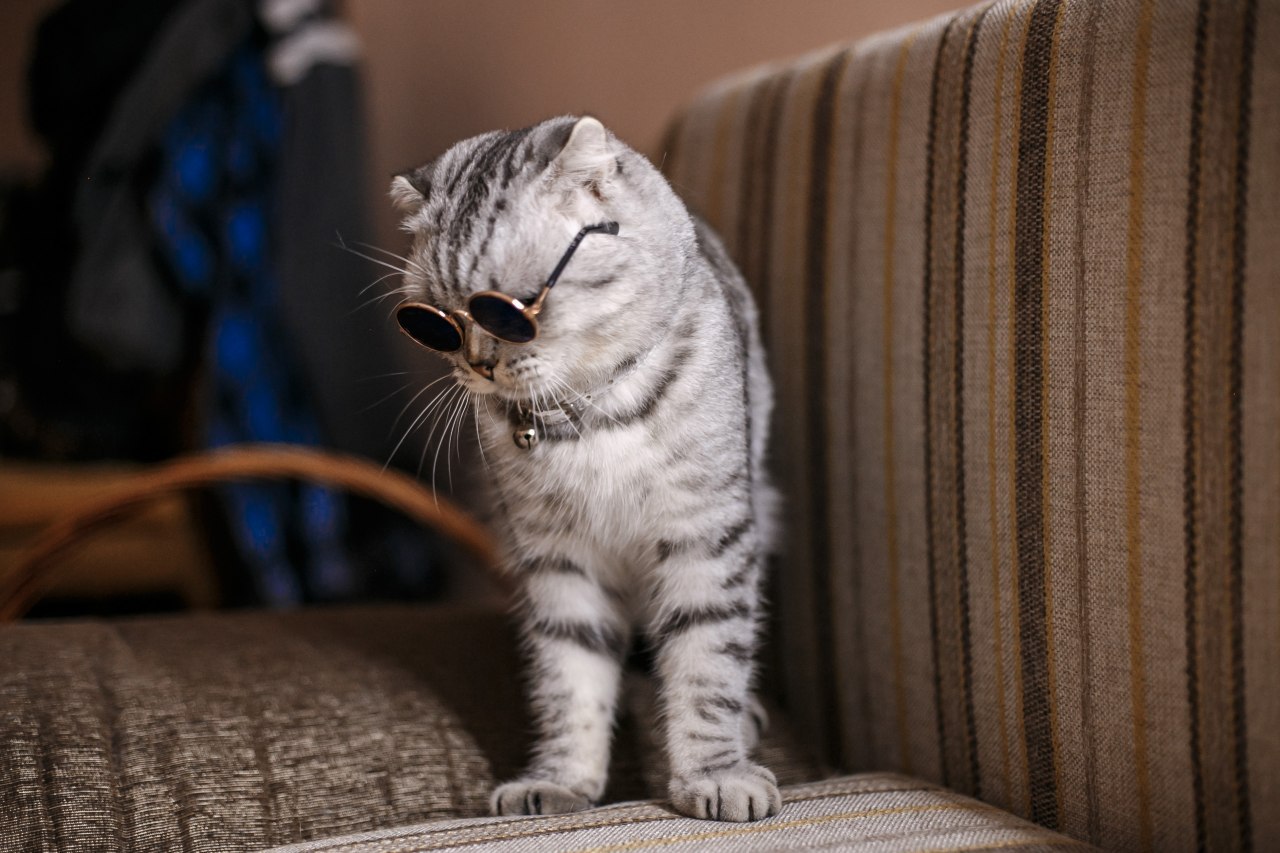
[458,375,549,403]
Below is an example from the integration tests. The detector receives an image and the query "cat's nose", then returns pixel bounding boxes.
[468,359,495,380]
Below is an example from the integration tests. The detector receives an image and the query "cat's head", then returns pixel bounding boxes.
[390,116,692,402]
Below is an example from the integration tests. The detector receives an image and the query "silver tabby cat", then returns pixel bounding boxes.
[389,116,780,822]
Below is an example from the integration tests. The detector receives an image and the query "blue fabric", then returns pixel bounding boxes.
[150,46,354,605]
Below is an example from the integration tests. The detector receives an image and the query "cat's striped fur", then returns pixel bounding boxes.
[390,116,780,822]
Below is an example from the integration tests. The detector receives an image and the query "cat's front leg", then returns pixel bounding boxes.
[650,540,780,822]
[491,558,628,816]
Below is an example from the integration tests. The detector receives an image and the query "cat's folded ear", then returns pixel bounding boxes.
[549,116,616,186]
[390,164,432,214]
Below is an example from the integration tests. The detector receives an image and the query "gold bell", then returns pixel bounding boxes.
[513,427,538,450]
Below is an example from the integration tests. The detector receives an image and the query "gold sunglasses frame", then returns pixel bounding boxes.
[396,221,620,352]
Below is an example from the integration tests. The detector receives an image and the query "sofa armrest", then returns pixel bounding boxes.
[662,0,1280,849]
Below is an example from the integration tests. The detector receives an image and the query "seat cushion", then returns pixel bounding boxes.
[0,604,821,851]
[265,773,1095,852]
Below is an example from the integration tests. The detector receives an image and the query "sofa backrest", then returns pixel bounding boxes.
[662,0,1278,850]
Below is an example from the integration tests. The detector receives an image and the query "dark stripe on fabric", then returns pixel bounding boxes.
[922,8,987,798]
[735,76,775,265]
[1230,6,1257,852]
[744,78,788,714]
[839,53,875,772]
[1184,0,1258,848]
[753,72,794,352]
[655,601,753,639]
[922,15,958,790]
[530,619,626,660]
[1072,1,1103,843]
[1182,4,1209,849]
[1012,0,1062,830]
[804,46,853,771]
[953,7,987,800]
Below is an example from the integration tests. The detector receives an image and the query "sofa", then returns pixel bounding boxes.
[4,0,1276,849]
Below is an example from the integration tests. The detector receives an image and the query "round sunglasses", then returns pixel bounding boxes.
[396,221,620,352]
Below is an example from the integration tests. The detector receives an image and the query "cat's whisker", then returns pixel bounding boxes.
[385,379,459,471]
[532,385,553,437]
[544,378,583,440]
[389,373,452,437]
[550,375,621,428]
[357,269,404,297]
[335,236,411,278]
[473,396,493,476]
[423,384,466,441]
[454,389,472,460]
[352,285,415,315]
[357,368,437,383]
[350,240,428,276]
[359,381,416,415]
[418,384,466,480]
[384,400,433,472]
[442,389,471,496]
[421,386,469,502]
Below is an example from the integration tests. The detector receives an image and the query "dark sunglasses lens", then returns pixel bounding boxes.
[469,294,537,343]
[397,304,462,352]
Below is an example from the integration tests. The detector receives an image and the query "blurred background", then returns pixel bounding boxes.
[0,0,963,619]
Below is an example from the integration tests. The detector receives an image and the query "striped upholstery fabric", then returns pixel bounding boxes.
[663,0,1279,850]
[267,774,1093,853]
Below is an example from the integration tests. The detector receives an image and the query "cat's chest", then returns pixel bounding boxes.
[503,424,655,502]
[485,413,662,540]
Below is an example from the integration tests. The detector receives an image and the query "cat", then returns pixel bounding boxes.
[388,115,780,822]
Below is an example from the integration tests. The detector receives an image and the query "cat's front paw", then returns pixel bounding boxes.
[669,762,781,822]
[491,779,595,816]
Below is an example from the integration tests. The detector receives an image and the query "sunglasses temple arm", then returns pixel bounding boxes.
[540,221,620,295]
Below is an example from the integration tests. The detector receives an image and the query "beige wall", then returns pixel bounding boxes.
[345,0,969,246]
[2,2,969,209]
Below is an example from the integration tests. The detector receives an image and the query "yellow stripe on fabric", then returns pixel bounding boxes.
[571,802,1025,853]
[934,841,1088,853]
[1124,0,1158,849]
[884,31,919,777]
[1006,0,1036,820]
[1039,0,1069,828]
[985,2,1018,812]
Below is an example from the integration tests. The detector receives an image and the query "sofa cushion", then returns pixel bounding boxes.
[265,773,1095,852]
[0,604,821,851]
